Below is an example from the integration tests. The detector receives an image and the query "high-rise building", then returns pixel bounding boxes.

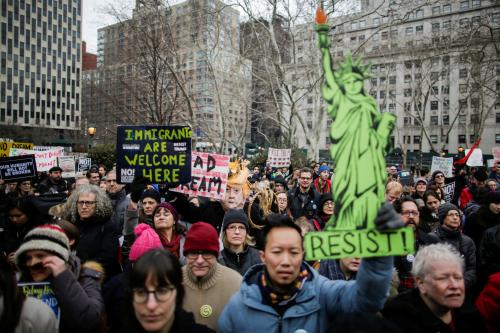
[82,0,252,154]
[287,0,500,163]
[0,0,82,146]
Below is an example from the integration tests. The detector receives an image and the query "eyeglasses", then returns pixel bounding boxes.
[132,287,175,304]
[401,210,419,217]
[324,201,334,206]
[227,225,246,232]
[446,212,461,218]
[77,201,96,207]
[435,174,445,178]
[186,251,215,260]
[300,177,312,180]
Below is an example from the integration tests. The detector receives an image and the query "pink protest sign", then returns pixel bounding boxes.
[171,152,230,200]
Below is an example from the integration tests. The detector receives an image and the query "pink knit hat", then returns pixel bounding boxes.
[129,224,163,262]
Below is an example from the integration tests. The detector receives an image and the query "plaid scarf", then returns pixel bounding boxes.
[258,263,310,309]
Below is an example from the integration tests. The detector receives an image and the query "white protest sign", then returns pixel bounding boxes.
[170,152,230,200]
[10,148,64,172]
[465,148,483,167]
[492,147,500,164]
[487,159,495,168]
[430,156,453,178]
[267,148,291,167]
[58,156,76,178]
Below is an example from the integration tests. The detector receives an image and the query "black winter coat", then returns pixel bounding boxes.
[382,289,486,333]
[464,206,500,248]
[219,246,262,276]
[288,186,321,219]
[434,225,476,290]
[171,192,226,233]
[76,215,121,279]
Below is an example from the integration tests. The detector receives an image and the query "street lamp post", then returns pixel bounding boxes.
[87,126,96,152]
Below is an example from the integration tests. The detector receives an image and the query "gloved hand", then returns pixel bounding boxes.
[129,176,147,203]
[375,202,405,231]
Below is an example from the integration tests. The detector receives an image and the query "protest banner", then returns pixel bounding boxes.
[116,125,192,184]
[267,148,291,167]
[58,156,76,178]
[430,156,454,178]
[465,148,483,167]
[0,155,37,182]
[303,9,414,260]
[0,141,33,157]
[18,282,60,321]
[492,147,500,163]
[443,182,455,203]
[171,152,230,200]
[78,157,92,172]
[10,147,64,172]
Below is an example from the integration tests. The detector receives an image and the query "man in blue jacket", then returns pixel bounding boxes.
[218,205,403,333]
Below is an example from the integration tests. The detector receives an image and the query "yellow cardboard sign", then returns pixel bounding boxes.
[0,142,34,157]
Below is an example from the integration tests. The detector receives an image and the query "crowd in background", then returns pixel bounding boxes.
[1,159,499,333]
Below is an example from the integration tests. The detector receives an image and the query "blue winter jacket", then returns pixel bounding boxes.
[218,256,393,333]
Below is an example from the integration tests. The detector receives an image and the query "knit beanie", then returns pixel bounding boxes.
[431,170,444,181]
[222,209,249,231]
[129,224,163,262]
[473,168,488,182]
[140,189,161,203]
[415,177,428,186]
[153,202,179,223]
[15,224,70,266]
[319,165,331,173]
[319,193,334,208]
[438,203,460,224]
[183,222,219,256]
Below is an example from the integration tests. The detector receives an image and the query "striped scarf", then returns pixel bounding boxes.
[258,263,309,308]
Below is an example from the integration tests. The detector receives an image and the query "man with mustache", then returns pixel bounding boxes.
[383,243,485,333]
[393,197,439,292]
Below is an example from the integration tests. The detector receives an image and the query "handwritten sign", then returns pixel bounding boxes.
[443,181,455,203]
[304,9,414,260]
[116,125,192,184]
[78,157,92,172]
[431,156,453,178]
[171,152,230,200]
[0,155,37,181]
[18,282,60,322]
[10,148,64,172]
[58,156,76,178]
[267,148,291,167]
[466,148,483,167]
[0,141,33,157]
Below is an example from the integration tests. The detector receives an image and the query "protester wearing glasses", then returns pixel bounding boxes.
[125,249,213,333]
[182,222,242,331]
[393,197,439,292]
[219,209,261,276]
[288,167,321,219]
[434,203,477,290]
[67,184,120,280]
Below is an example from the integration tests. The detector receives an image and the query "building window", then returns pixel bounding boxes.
[371,78,378,86]
[432,23,440,32]
[389,76,396,84]
[431,101,439,111]
[459,84,468,94]
[414,136,421,144]
[470,134,476,143]
[496,134,500,143]
[404,74,412,83]
[405,27,413,36]
[459,68,468,78]
[443,4,452,13]
[431,135,438,143]
[460,1,469,10]
[381,31,388,40]
[459,115,466,124]
[416,25,423,35]
[404,89,412,97]
[432,6,441,15]
[472,0,481,7]
[442,20,451,30]
[380,91,386,98]
[373,17,380,26]
[415,9,424,18]
[431,116,439,125]
[458,134,466,143]
[471,114,480,124]
[404,117,412,125]
[443,115,450,125]
[496,113,500,123]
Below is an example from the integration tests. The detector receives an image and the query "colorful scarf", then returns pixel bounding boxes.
[159,232,182,258]
[258,263,310,309]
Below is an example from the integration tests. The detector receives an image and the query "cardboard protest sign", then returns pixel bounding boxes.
[10,147,64,172]
[116,125,192,184]
[0,141,33,157]
[58,156,76,178]
[267,148,291,167]
[492,147,500,163]
[0,155,37,181]
[170,152,230,200]
[303,9,414,260]
[18,282,60,321]
[443,182,455,203]
[465,148,483,167]
[431,156,454,178]
[78,157,92,172]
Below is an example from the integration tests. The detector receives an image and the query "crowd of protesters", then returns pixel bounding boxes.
[1,159,499,333]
